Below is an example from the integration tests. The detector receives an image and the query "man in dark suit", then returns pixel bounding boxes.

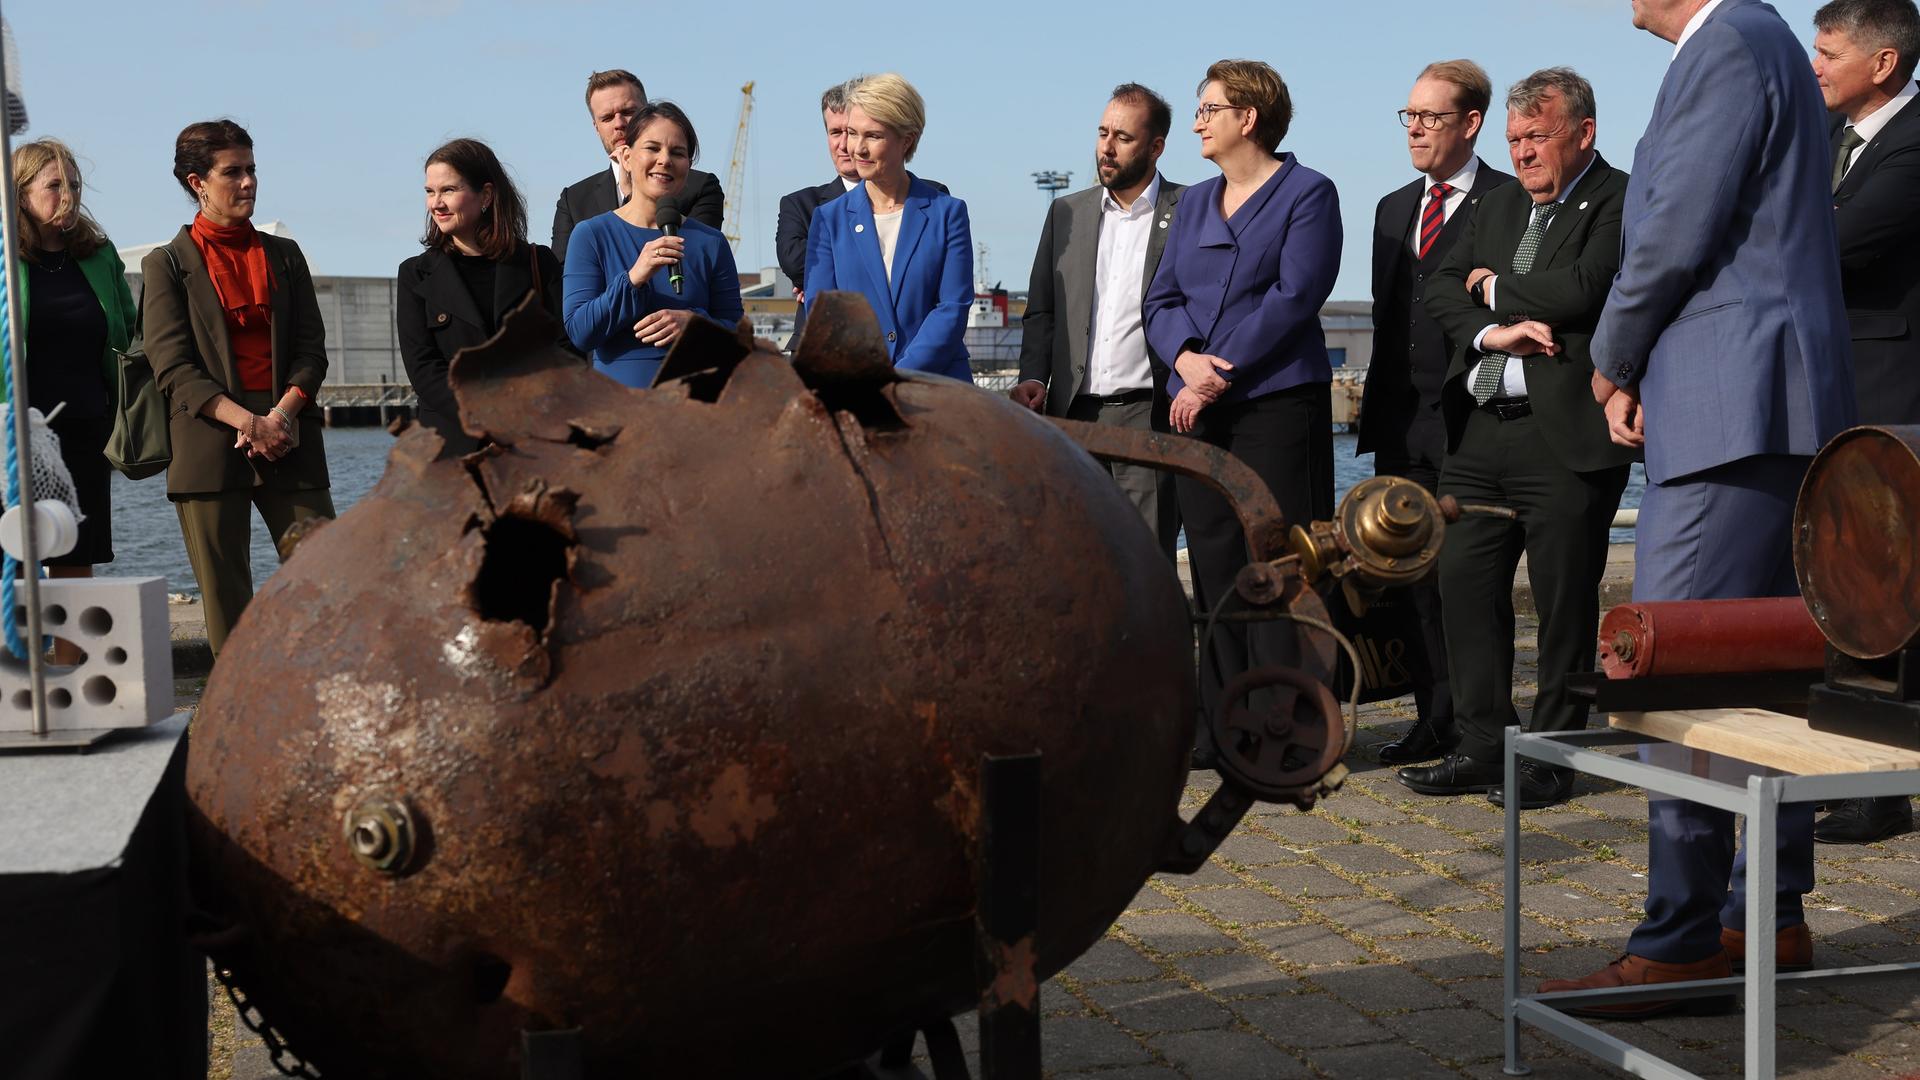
[777,79,861,303]
[552,69,724,265]
[1399,68,1634,811]
[1363,60,1515,766]
[1812,0,1920,844]
[1011,83,1184,558]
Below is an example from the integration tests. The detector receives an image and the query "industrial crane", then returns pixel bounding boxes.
[723,81,754,251]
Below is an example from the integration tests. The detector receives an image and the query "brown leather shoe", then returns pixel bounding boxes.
[1537,953,1735,1019]
[1721,923,1813,972]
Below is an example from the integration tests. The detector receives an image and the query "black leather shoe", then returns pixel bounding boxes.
[1377,720,1455,765]
[1398,753,1503,796]
[1815,797,1914,844]
[1488,761,1575,810]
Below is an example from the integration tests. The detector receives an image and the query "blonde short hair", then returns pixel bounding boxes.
[847,72,927,161]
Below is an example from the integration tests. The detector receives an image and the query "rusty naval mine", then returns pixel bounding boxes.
[183,294,1414,1078]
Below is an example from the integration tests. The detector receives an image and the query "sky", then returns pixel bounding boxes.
[10,0,1837,302]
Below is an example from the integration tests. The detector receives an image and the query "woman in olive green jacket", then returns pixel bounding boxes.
[9,139,137,664]
[141,120,333,657]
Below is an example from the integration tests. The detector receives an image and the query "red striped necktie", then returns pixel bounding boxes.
[1418,182,1453,259]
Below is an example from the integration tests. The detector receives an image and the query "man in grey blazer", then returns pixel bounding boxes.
[1013,83,1184,559]
[1547,0,1858,1013]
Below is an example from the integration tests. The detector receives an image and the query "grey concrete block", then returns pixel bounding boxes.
[1085,980,1236,1034]
[1117,912,1239,955]
[1148,1029,1312,1079]
[1172,952,1301,998]
[1231,993,1388,1049]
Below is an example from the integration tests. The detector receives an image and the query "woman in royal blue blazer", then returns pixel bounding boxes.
[564,101,742,388]
[1143,59,1342,760]
[804,73,974,382]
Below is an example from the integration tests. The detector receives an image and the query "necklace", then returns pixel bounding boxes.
[36,250,69,272]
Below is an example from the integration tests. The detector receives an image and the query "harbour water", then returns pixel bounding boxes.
[102,428,1646,597]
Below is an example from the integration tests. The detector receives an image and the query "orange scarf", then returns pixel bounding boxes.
[189,212,277,327]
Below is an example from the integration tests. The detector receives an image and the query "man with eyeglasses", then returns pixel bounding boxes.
[1400,67,1634,813]
[1363,60,1514,768]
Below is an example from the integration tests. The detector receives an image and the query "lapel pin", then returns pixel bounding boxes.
[855,223,865,233]
[1578,201,1589,210]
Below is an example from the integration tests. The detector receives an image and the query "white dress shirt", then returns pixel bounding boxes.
[842,176,860,193]
[1840,80,1920,178]
[1085,174,1162,396]
[1673,0,1730,56]
[1469,153,1599,398]
[1408,158,1481,255]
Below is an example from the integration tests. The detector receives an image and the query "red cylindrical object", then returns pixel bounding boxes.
[1597,598,1827,679]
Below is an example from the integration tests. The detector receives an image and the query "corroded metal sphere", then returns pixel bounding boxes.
[185,298,1196,1078]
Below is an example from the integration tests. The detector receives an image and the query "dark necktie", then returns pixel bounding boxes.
[1471,202,1560,405]
[1418,182,1453,259]
[1832,127,1866,193]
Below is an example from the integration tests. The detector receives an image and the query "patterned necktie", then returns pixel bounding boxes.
[1471,201,1560,405]
[1833,127,1866,193]
[1418,182,1452,259]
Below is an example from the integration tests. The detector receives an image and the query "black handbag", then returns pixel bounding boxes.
[104,247,176,480]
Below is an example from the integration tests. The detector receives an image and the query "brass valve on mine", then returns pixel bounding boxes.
[1288,476,1448,590]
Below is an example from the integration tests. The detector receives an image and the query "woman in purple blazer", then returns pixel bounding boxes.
[1143,59,1342,756]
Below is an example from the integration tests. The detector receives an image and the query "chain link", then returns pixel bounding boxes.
[214,966,324,1079]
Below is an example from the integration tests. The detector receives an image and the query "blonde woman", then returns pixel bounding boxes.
[803,72,973,381]
[8,139,137,611]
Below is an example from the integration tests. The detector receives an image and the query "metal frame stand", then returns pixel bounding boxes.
[1502,725,1920,1079]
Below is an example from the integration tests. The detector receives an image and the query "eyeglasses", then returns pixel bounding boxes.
[1195,103,1247,122]
[1398,110,1461,130]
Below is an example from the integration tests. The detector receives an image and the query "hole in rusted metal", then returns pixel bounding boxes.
[816,385,905,432]
[472,515,574,636]
[470,953,513,1005]
[565,423,617,451]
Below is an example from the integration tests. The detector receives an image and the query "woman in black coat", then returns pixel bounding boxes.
[397,138,562,456]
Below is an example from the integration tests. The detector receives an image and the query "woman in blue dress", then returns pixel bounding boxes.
[563,101,742,387]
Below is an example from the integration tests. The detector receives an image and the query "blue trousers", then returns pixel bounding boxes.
[1626,454,1816,963]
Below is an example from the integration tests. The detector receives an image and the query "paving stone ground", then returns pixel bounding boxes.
[207,613,1920,1079]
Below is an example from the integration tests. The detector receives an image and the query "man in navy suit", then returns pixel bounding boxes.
[1810,0,1920,844]
[551,69,725,266]
[1363,60,1515,767]
[777,79,862,303]
[1547,0,1857,1013]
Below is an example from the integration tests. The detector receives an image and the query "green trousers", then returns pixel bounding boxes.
[174,483,335,657]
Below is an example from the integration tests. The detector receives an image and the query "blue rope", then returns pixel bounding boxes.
[0,266,27,660]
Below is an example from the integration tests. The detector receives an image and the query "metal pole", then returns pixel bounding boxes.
[1745,774,1780,1079]
[0,12,50,738]
[1503,725,1531,1076]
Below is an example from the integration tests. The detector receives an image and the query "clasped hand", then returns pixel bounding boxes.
[1170,350,1234,433]
[235,410,293,461]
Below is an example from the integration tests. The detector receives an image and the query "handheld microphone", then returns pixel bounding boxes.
[656,202,685,295]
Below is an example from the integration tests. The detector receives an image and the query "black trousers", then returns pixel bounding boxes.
[1178,383,1335,724]
[1437,407,1628,762]
[1373,448,1453,732]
